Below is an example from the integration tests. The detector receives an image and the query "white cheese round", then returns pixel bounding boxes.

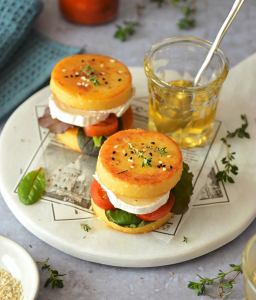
[94,174,170,214]
[49,88,135,127]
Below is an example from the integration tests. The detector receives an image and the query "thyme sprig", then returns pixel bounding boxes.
[183,236,188,243]
[188,263,243,299]
[216,114,250,184]
[36,258,66,289]
[114,5,145,41]
[151,0,197,29]
[124,138,152,167]
[81,223,91,238]
[79,63,100,86]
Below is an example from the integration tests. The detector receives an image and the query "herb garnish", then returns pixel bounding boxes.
[79,63,100,86]
[124,138,152,167]
[183,236,188,243]
[216,114,250,184]
[114,5,145,41]
[36,258,66,289]
[18,168,45,205]
[188,263,243,298]
[151,0,196,29]
[81,223,91,238]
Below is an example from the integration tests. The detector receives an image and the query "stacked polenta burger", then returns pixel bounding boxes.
[39,54,134,156]
[91,129,194,234]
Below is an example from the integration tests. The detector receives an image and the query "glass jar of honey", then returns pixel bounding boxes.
[144,37,229,148]
[59,0,119,25]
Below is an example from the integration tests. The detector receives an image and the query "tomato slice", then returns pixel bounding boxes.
[90,178,117,210]
[83,113,118,137]
[136,191,175,221]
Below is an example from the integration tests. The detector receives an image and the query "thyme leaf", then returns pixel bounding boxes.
[216,114,250,184]
[36,259,66,289]
[183,236,188,243]
[79,63,100,86]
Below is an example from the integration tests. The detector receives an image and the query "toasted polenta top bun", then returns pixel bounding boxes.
[96,129,183,199]
[50,54,132,111]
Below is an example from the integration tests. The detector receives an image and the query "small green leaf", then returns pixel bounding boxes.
[18,168,45,205]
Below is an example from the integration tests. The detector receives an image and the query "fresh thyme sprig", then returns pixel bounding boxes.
[151,0,197,29]
[124,138,152,167]
[79,63,100,86]
[36,258,66,289]
[81,223,91,238]
[154,146,168,157]
[183,236,188,243]
[114,5,145,41]
[216,114,250,184]
[188,263,243,299]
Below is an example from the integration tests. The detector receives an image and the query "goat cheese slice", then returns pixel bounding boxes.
[94,173,170,214]
[49,88,135,127]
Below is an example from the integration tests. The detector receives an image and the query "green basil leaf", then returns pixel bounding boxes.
[105,210,142,226]
[170,162,194,215]
[77,128,107,157]
[18,168,45,205]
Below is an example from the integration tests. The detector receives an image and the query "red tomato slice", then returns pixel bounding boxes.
[136,191,175,221]
[83,113,118,137]
[90,178,117,210]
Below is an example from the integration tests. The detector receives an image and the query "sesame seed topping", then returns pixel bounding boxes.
[170,165,173,169]
[118,71,123,73]
[82,60,84,62]
[159,161,162,164]
[77,82,81,85]
[113,151,116,154]
[100,72,105,75]
[122,150,125,154]
[118,79,121,81]
[157,165,160,168]
[112,157,115,161]
[75,75,79,77]
[130,151,134,154]
[110,59,115,63]
[149,153,152,156]
[62,69,66,72]
[163,165,166,167]
[125,153,127,156]
[100,64,104,67]
[102,78,105,80]
[105,82,108,84]
[130,157,132,160]
[143,149,146,151]
[76,72,79,75]
[92,59,95,61]
[130,166,134,169]
[65,76,68,78]
[85,83,89,87]
[167,155,172,158]
[81,76,86,80]
[114,145,118,148]
[81,82,85,85]
[151,142,155,144]
[163,168,166,171]
[70,75,73,77]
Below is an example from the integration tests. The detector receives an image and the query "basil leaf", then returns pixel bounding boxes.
[171,162,194,215]
[77,128,107,157]
[18,168,45,205]
[117,117,123,131]
[106,210,142,226]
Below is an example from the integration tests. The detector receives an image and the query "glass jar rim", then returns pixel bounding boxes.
[242,234,256,292]
[144,37,229,93]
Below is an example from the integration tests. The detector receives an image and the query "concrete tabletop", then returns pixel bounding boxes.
[1,0,255,299]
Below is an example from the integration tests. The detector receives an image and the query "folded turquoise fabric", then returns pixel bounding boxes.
[0,0,83,122]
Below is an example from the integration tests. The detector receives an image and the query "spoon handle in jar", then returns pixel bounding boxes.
[193,0,244,87]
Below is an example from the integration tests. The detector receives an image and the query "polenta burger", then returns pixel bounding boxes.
[39,54,134,156]
[91,128,194,234]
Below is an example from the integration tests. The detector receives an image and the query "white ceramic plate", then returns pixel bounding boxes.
[0,66,256,267]
[0,235,40,300]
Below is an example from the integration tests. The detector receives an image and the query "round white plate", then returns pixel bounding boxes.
[0,67,255,267]
[0,235,40,300]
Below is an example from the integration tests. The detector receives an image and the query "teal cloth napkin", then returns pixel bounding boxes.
[0,0,83,122]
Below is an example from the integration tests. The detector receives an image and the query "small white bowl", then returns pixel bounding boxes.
[0,235,40,300]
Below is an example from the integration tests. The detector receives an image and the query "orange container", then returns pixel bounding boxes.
[59,0,119,25]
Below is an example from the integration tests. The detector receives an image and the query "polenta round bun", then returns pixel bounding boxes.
[50,54,132,111]
[56,106,134,152]
[96,129,183,198]
[91,197,173,234]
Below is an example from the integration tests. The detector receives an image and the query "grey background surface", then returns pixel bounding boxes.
[0,0,256,299]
